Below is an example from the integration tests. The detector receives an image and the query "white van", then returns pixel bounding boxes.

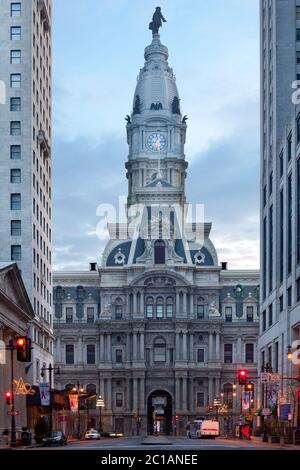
[187,420,219,439]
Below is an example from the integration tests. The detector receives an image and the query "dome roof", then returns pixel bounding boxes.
[132,34,181,119]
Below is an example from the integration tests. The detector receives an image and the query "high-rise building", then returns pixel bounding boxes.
[259,0,300,437]
[53,13,259,437]
[0,0,53,384]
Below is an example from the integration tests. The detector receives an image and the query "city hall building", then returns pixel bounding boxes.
[53,20,259,436]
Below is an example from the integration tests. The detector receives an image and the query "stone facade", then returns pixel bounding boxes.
[54,25,260,436]
[0,263,34,434]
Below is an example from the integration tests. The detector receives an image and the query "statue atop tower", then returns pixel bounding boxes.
[149,7,167,36]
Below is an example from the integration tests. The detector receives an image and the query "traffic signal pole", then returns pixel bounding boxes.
[8,340,17,447]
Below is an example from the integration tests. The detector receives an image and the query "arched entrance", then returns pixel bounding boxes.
[147,390,173,435]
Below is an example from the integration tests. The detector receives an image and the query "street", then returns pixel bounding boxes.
[23,436,297,451]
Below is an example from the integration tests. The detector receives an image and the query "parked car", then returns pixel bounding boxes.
[85,429,101,440]
[42,431,67,446]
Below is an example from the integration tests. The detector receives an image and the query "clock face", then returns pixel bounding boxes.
[146,133,167,152]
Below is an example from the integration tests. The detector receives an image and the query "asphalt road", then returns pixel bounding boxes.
[29,436,293,451]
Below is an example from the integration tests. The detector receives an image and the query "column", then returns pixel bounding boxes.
[190,294,194,317]
[183,292,187,316]
[237,335,242,362]
[133,293,137,316]
[56,336,62,363]
[133,378,138,412]
[126,295,130,317]
[99,378,105,398]
[175,332,180,360]
[189,333,194,361]
[106,379,112,410]
[140,377,145,413]
[133,333,138,360]
[216,333,220,361]
[78,336,83,364]
[107,334,112,362]
[140,332,145,360]
[140,293,144,316]
[190,378,194,411]
[176,293,180,316]
[183,333,187,361]
[99,334,104,362]
[208,377,213,405]
[208,333,213,361]
[126,333,131,361]
[175,378,181,411]
[182,377,187,411]
[215,377,221,396]
[126,378,131,411]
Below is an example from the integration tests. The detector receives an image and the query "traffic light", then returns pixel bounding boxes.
[16,336,31,362]
[238,369,247,385]
[5,391,12,406]
[175,415,179,421]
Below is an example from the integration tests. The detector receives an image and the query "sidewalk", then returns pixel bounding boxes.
[218,436,296,449]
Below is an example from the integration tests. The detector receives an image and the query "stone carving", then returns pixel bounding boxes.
[144,276,176,288]
[172,96,180,115]
[149,7,167,36]
[208,301,221,318]
[150,102,163,111]
[167,239,175,259]
[182,115,188,124]
[114,248,126,265]
[100,303,111,319]
[125,115,131,124]
[145,240,152,259]
[194,250,205,265]
[133,95,141,115]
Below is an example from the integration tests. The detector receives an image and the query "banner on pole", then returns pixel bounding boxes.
[39,382,50,406]
[69,394,78,413]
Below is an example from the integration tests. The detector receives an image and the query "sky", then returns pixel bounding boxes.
[52,0,260,271]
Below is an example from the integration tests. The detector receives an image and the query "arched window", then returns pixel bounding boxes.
[156,297,164,319]
[153,337,166,363]
[154,240,165,264]
[166,297,174,318]
[146,297,154,319]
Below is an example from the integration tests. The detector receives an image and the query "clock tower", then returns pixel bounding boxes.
[126,30,188,209]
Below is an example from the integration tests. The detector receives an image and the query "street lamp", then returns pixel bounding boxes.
[213,396,221,420]
[287,345,293,360]
[72,383,85,439]
[96,395,105,434]
[41,364,60,433]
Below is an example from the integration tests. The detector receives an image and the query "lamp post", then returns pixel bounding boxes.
[41,364,60,433]
[213,396,221,421]
[72,382,85,439]
[96,395,105,434]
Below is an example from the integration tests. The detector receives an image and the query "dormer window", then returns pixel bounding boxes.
[154,240,165,264]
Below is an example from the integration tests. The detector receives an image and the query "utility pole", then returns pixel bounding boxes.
[9,340,17,447]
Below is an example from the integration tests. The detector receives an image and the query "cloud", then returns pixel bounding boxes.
[52,0,260,271]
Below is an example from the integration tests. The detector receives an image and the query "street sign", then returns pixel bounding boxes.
[262,408,271,416]
[260,372,269,383]
[7,411,20,416]
[270,373,280,383]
